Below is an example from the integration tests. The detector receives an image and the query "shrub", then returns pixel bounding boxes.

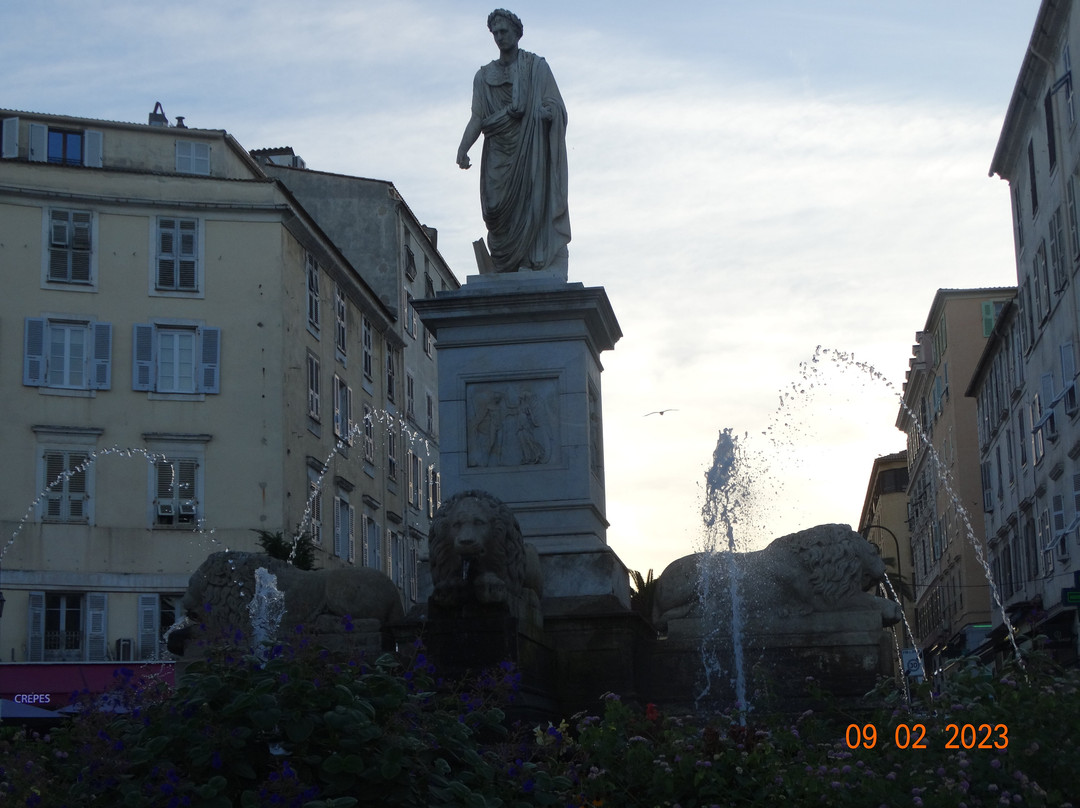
[0,641,1076,808]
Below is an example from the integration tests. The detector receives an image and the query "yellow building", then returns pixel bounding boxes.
[896,288,1014,678]
[858,451,913,651]
[0,108,456,693]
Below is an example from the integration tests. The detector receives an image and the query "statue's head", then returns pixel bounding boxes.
[488,9,523,39]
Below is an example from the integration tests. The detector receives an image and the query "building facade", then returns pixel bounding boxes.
[0,108,456,685]
[858,451,913,653]
[974,0,1080,664]
[896,288,1014,677]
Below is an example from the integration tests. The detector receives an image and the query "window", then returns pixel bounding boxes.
[333,495,355,561]
[1064,45,1076,127]
[405,292,417,338]
[390,531,404,588]
[406,373,415,417]
[1050,207,1068,291]
[47,209,93,285]
[138,594,182,660]
[334,285,347,359]
[1039,373,1059,441]
[50,129,83,166]
[306,253,321,335]
[307,470,323,546]
[428,468,441,519]
[307,352,321,420]
[1031,396,1046,465]
[1059,343,1077,416]
[132,323,221,394]
[1017,409,1028,467]
[1040,508,1055,576]
[175,140,210,175]
[404,244,416,281]
[981,461,994,513]
[365,515,381,570]
[333,375,353,443]
[386,349,397,403]
[1046,90,1058,174]
[981,301,997,338]
[363,404,375,464]
[362,318,374,380]
[153,456,200,527]
[24,317,111,391]
[1053,492,1069,558]
[155,217,200,292]
[1013,185,1025,252]
[427,393,435,435]
[28,592,107,662]
[1028,140,1039,217]
[408,451,422,510]
[1034,242,1051,322]
[26,123,101,167]
[387,428,397,481]
[42,449,89,523]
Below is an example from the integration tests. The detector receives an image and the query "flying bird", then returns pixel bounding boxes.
[644,409,679,417]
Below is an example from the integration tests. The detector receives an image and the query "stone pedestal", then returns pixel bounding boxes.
[391,608,558,721]
[415,274,629,607]
[641,611,894,711]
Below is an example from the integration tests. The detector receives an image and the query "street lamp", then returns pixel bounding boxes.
[861,523,903,585]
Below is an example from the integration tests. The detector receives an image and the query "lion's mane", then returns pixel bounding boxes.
[652,524,898,631]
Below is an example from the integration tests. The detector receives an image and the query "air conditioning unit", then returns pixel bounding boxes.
[115,638,133,661]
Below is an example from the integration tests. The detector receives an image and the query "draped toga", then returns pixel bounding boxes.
[471,50,570,272]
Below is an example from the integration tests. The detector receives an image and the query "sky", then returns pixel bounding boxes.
[3,0,1041,578]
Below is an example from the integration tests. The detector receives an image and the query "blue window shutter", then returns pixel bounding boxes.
[132,323,155,391]
[199,326,221,393]
[23,318,47,386]
[90,322,112,390]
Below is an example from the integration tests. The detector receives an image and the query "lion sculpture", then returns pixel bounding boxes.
[651,524,902,632]
[167,551,404,657]
[428,490,543,620]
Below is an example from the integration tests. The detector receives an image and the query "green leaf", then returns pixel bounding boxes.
[286,715,316,743]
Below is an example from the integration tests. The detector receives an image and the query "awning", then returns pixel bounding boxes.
[0,698,67,726]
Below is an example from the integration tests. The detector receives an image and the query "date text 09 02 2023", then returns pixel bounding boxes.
[845,723,1008,750]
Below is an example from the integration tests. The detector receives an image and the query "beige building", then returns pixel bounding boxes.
[896,288,1014,677]
[972,0,1080,665]
[0,108,456,689]
[857,451,913,662]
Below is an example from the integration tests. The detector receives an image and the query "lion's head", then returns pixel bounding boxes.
[777,524,886,608]
[428,490,526,607]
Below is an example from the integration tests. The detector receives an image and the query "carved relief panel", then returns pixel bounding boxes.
[466,378,559,468]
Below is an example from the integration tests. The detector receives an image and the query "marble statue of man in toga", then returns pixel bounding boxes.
[457,9,570,274]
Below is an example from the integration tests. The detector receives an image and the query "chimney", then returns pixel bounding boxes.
[148,101,169,127]
[421,225,438,248]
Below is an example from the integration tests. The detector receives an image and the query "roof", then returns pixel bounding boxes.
[989,0,1071,179]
